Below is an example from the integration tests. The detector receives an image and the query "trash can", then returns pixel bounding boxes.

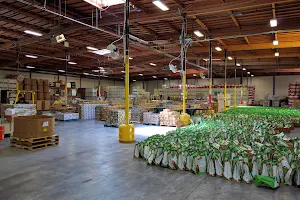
[0,126,4,140]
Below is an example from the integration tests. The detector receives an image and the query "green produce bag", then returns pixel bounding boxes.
[168,151,178,170]
[144,145,150,160]
[215,157,223,177]
[178,153,186,171]
[192,155,206,174]
[293,167,300,186]
[147,149,156,164]
[154,148,163,165]
[255,175,279,189]
[224,161,232,180]
[208,157,216,176]
[243,163,252,183]
[134,144,140,158]
[186,155,193,171]
[285,163,296,185]
[162,151,169,167]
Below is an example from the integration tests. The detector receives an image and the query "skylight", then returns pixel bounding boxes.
[84,0,125,8]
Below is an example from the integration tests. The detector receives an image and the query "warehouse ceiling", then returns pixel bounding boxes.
[1,0,300,81]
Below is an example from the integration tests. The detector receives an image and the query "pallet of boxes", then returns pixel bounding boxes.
[21,78,51,111]
[10,115,59,151]
[159,109,182,127]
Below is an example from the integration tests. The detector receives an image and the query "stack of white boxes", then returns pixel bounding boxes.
[2,104,37,116]
[143,112,160,125]
[85,88,98,101]
[0,79,17,103]
[80,104,107,119]
[55,112,79,121]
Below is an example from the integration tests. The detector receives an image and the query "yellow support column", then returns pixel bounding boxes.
[224,82,227,111]
[119,0,134,143]
[233,85,237,108]
[180,71,190,125]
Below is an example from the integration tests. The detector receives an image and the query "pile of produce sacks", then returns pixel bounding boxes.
[134,107,300,187]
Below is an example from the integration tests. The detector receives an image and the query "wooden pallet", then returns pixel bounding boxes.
[130,121,142,124]
[143,123,159,126]
[10,141,59,151]
[160,124,182,127]
[56,119,79,122]
[104,124,119,128]
[10,135,59,143]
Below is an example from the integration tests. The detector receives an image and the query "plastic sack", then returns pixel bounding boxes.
[272,165,280,185]
[154,148,163,165]
[168,152,177,170]
[233,162,242,182]
[285,167,295,185]
[192,156,206,174]
[134,144,140,158]
[278,163,285,183]
[293,168,300,186]
[144,146,150,160]
[162,151,169,167]
[243,164,252,183]
[255,175,279,189]
[262,164,269,177]
[252,161,259,177]
[178,153,186,171]
[215,158,223,177]
[208,158,215,176]
[186,155,193,171]
[224,161,232,180]
[147,149,156,164]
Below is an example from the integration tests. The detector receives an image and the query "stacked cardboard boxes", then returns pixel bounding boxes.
[159,109,181,127]
[143,112,160,125]
[20,78,50,111]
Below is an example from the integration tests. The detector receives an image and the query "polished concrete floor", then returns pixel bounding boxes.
[0,120,299,200]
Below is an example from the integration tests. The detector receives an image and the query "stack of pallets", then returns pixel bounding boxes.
[10,135,59,151]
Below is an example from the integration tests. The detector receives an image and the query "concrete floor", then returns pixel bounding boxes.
[0,120,299,200]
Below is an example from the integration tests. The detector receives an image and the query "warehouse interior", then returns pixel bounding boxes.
[1,0,300,199]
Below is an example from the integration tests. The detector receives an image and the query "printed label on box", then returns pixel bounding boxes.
[42,121,49,127]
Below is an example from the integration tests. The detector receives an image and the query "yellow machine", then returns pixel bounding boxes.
[14,83,35,104]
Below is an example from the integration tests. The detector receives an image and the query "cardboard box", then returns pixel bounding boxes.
[31,85,37,91]
[19,84,24,90]
[55,82,60,87]
[25,93,32,100]
[37,92,44,100]
[35,100,42,111]
[43,86,49,92]
[24,78,31,85]
[42,100,51,110]
[37,79,43,86]
[44,92,50,100]
[24,84,31,91]
[38,85,44,92]
[43,79,49,86]
[31,79,37,85]
[13,116,55,138]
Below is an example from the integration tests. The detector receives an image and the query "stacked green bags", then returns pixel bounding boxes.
[134,107,300,188]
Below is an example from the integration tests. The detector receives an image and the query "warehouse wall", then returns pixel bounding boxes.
[131,75,300,101]
[0,70,123,88]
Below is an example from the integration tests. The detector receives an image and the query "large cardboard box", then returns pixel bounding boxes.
[31,85,37,91]
[42,100,51,110]
[24,78,31,85]
[37,92,44,100]
[25,93,31,100]
[13,116,55,138]
[43,79,49,86]
[38,85,44,92]
[31,79,37,85]
[43,86,49,92]
[24,84,31,91]
[44,92,50,100]
[37,79,43,86]
[35,100,42,111]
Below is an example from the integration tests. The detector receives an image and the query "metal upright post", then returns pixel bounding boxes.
[224,50,227,110]
[209,41,213,106]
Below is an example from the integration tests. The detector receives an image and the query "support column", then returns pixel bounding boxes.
[273,75,275,95]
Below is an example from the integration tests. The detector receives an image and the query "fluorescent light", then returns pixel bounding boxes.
[270,18,277,27]
[164,78,168,80]
[92,70,100,72]
[251,74,254,77]
[194,30,204,37]
[133,80,136,82]
[68,61,77,65]
[153,76,157,78]
[83,72,90,75]
[26,66,35,69]
[236,63,241,66]
[25,55,37,59]
[100,69,105,72]
[242,68,246,70]
[58,70,65,72]
[150,63,156,66]
[203,58,222,61]
[86,46,98,51]
[152,0,169,11]
[273,40,279,45]
[24,30,43,36]
[193,74,197,76]
[247,71,250,74]
[93,49,111,55]
[275,52,279,57]
[215,46,222,51]
[139,74,143,76]
[83,0,124,8]
[129,57,133,60]
[121,71,125,73]
[228,56,233,60]
[103,75,108,77]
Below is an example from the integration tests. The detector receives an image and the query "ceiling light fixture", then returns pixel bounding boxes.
[24,30,43,36]
[242,68,246,70]
[58,70,65,73]
[153,76,157,78]
[121,70,125,73]
[270,18,277,27]
[275,52,279,57]
[152,0,169,11]
[273,40,279,45]
[193,74,197,77]
[26,66,35,69]
[251,74,254,77]
[164,78,168,80]
[133,80,136,82]
[247,71,250,74]
[193,30,204,37]
[25,55,37,59]
[83,0,124,9]
[68,61,77,65]
[129,57,133,60]
[139,74,143,76]
[228,56,233,60]
[203,58,222,61]
[86,46,98,51]
[236,63,241,66]
[215,46,222,51]
[150,63,157,66]
[92,49,111,55]
[92,70,100,72]
[83,72,90,75]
